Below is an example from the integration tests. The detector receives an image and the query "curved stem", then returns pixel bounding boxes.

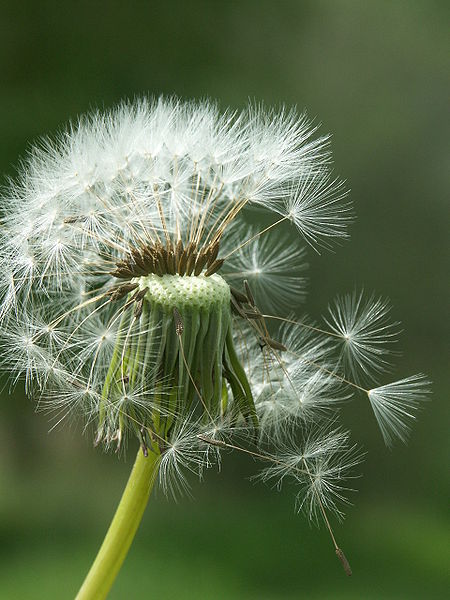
[76,448,160,600]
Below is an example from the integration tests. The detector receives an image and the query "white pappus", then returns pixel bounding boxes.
[0,97,430,564]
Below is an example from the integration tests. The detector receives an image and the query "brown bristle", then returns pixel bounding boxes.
[111,268,133,279]
[134,287,148,302]
[110,282,139,301]
[167,250,176,275]
[205,258,224,277]
[112,237,222,279]
[194,250,209,276]
[185,251,198,276]
[159,247,169,273]
[206,240,220,266]
[177,249,188,275]
[175,239,184,263]
[155,249,167,275]
[131,248,146,271]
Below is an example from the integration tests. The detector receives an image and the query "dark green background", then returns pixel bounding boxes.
[0,1,448,598]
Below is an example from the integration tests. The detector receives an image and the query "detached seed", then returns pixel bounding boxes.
[336,548,352,577]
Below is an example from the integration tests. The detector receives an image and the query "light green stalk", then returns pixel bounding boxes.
[80,273,258,598]
[76,448,160,600]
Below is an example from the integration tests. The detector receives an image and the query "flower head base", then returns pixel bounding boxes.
[0,97,430,547]
[98,271,257,451]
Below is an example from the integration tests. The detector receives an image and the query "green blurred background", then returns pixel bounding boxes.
[0,1,448,598]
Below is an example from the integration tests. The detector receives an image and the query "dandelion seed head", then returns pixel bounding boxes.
[0,96,429,529]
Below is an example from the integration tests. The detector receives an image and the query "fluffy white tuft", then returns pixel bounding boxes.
[325,291,400,383]
[255,426,362,521]
[224,228,308,312]
[367,374,431,446]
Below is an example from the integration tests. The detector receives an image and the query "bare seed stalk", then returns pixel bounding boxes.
[76,448,160,600]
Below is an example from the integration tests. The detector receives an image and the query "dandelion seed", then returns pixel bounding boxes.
[225,229,308,312]
[254,426,362,522]
[325,290,400,383]
[283,170,352,251]
[367,374,431,446]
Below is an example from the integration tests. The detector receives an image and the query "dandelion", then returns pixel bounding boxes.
[0,97,430,596]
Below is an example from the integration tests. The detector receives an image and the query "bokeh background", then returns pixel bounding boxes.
[0,1,448,598]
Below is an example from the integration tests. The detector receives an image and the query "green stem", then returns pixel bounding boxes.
[76,448,160,600]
